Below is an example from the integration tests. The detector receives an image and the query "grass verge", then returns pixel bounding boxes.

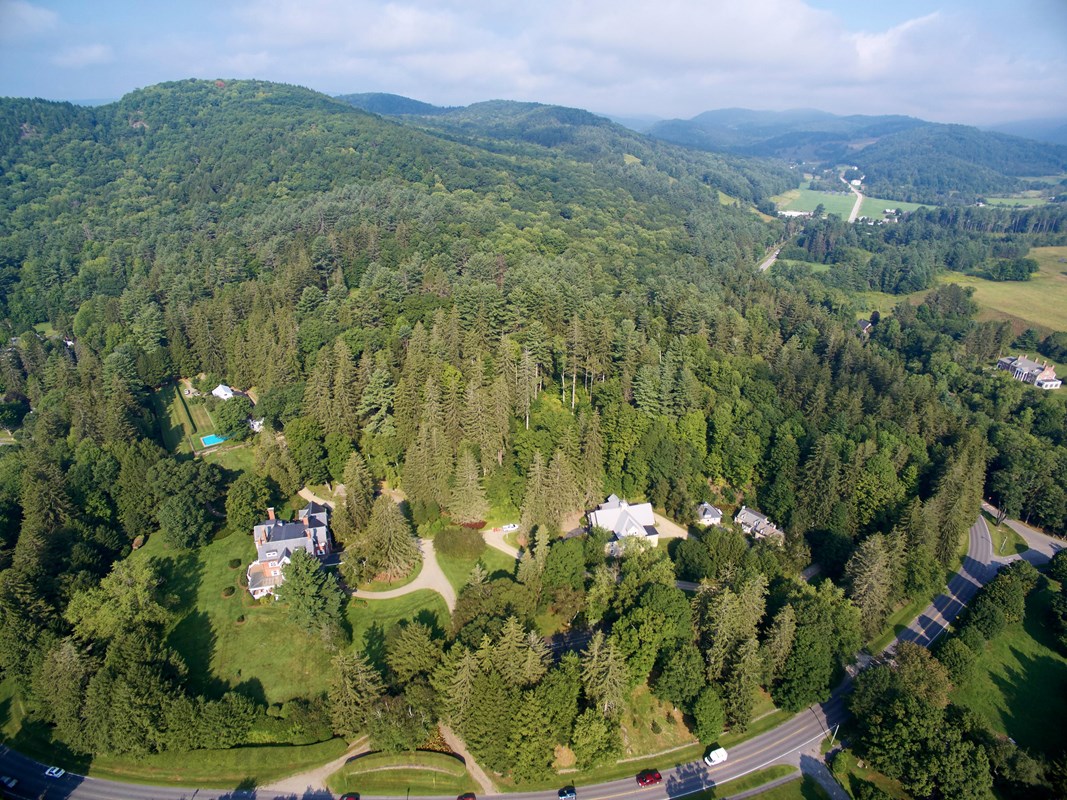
[981,510,1028,558]
[327,750,476,796]
[829,748,907,799]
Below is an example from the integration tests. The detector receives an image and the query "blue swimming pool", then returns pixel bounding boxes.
[201,434,229,447]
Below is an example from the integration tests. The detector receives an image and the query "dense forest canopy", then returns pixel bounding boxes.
[0,79,1064,796]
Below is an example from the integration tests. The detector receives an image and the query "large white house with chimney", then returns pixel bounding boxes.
[996,355,1061,390]
[246,502,332,599]
[589,495,660,548]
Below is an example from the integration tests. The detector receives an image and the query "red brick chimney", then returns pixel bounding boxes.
[267,507,275,521]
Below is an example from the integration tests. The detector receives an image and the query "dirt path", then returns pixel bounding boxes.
[260,735,371,794]
[440,723,498,794]
[299,486,337,510]
[352,538,457,611]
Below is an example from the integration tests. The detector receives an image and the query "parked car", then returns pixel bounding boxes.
[0,775,17,788]
[458,794,477,800]
[339,795,359,800]
[558,786,577,800]
[501,523,519,532]
[44,766,66,778]
[636,769,662,786]
[703,746,728,766]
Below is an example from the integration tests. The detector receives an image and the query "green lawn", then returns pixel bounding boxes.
[436,544,517,592]
[358,555,424,591]
[128,530,450,707]
[749,775,832,800]
[152,383,197,454]
[201,443,255,473]
[952,580,1067,757]
[830,748,908,799]
[940,245,1067,333]
[327,750,477,796]
[981,510,1028,558]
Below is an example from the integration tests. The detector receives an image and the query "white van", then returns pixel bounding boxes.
[703,747,728,766]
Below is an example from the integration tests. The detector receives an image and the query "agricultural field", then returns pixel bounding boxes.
[985,197,1047,207]
[940,245,1067,333]
[771,187,856,218]
[857,196,932,219]
[952,580,1067,757]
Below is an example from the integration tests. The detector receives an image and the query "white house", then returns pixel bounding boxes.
[212,384,236,401]
[996,355,1062,390]
[734,506,784,541]
[589,495,659,547]
[697,502,723,527]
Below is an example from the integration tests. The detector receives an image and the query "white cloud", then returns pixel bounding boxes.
[53,43,115,68]
[0,0,57,40]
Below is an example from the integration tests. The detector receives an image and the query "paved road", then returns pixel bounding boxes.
[888,514,994,650]
[757,248,781,272]
[0,512,996,799]
[841,176,864,223]
[982,501,1064,566]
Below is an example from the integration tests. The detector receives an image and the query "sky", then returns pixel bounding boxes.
[2,0,1066,125]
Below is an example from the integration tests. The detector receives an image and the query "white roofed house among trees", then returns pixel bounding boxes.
[734,506,784,541]
[212,383,236,400]
[247,502,332,599]
[589,495,659,548]
[697,502,723,526]
[996,355,1062,390]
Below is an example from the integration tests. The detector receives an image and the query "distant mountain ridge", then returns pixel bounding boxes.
[643,107,1067,204]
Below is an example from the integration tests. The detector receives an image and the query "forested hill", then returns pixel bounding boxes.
[645,107,1067,204]
[333,92,455,117]
[333,94,796,208]
[0,79,790,329]
[0,78,1063,796]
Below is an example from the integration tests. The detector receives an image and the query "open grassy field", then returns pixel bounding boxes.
[772,188,857,218]
[152,382,197,454]
[940,245,1067,334]
[952,580,1067,757]
[986,197,1047,207]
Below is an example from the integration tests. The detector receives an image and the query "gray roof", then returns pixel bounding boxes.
[734,506,784,538]
[252,502,331,563]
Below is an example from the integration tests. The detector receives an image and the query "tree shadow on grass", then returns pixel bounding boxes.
[988,644,1067,756]
[363,622,387,673]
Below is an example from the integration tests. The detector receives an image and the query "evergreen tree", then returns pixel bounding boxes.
[450,447,489,524]
[328,650,385,738]
[365,495,420,581]
[581,631,628,718]
[277,550,346,646]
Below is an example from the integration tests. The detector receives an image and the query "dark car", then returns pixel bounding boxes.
[340,794,360,800]
[636,770,662,787]
[559,786,577,800]
[458,794,477,800]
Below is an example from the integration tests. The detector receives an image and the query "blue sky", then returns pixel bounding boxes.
[2,0,1065,124]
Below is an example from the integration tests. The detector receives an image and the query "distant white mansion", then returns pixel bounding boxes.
[247,502,332,599]
[589,495,659,548]
[996,355,1061,390]
[212,384,236,400]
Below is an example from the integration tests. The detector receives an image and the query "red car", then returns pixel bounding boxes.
[636,770,662,786]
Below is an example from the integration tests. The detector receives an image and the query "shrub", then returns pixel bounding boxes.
[239,573,249,588]
[236,614,246,624]
[435,526,486,560]
[228,558,242,570]
[958,623,986,654]
[222,586,236,598]
[1049,549,1067,584]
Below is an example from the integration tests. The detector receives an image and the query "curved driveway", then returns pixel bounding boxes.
[0,514,997,800]
[352,538,457,612]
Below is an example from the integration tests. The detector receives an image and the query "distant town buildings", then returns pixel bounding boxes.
[996,355,1062,390]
